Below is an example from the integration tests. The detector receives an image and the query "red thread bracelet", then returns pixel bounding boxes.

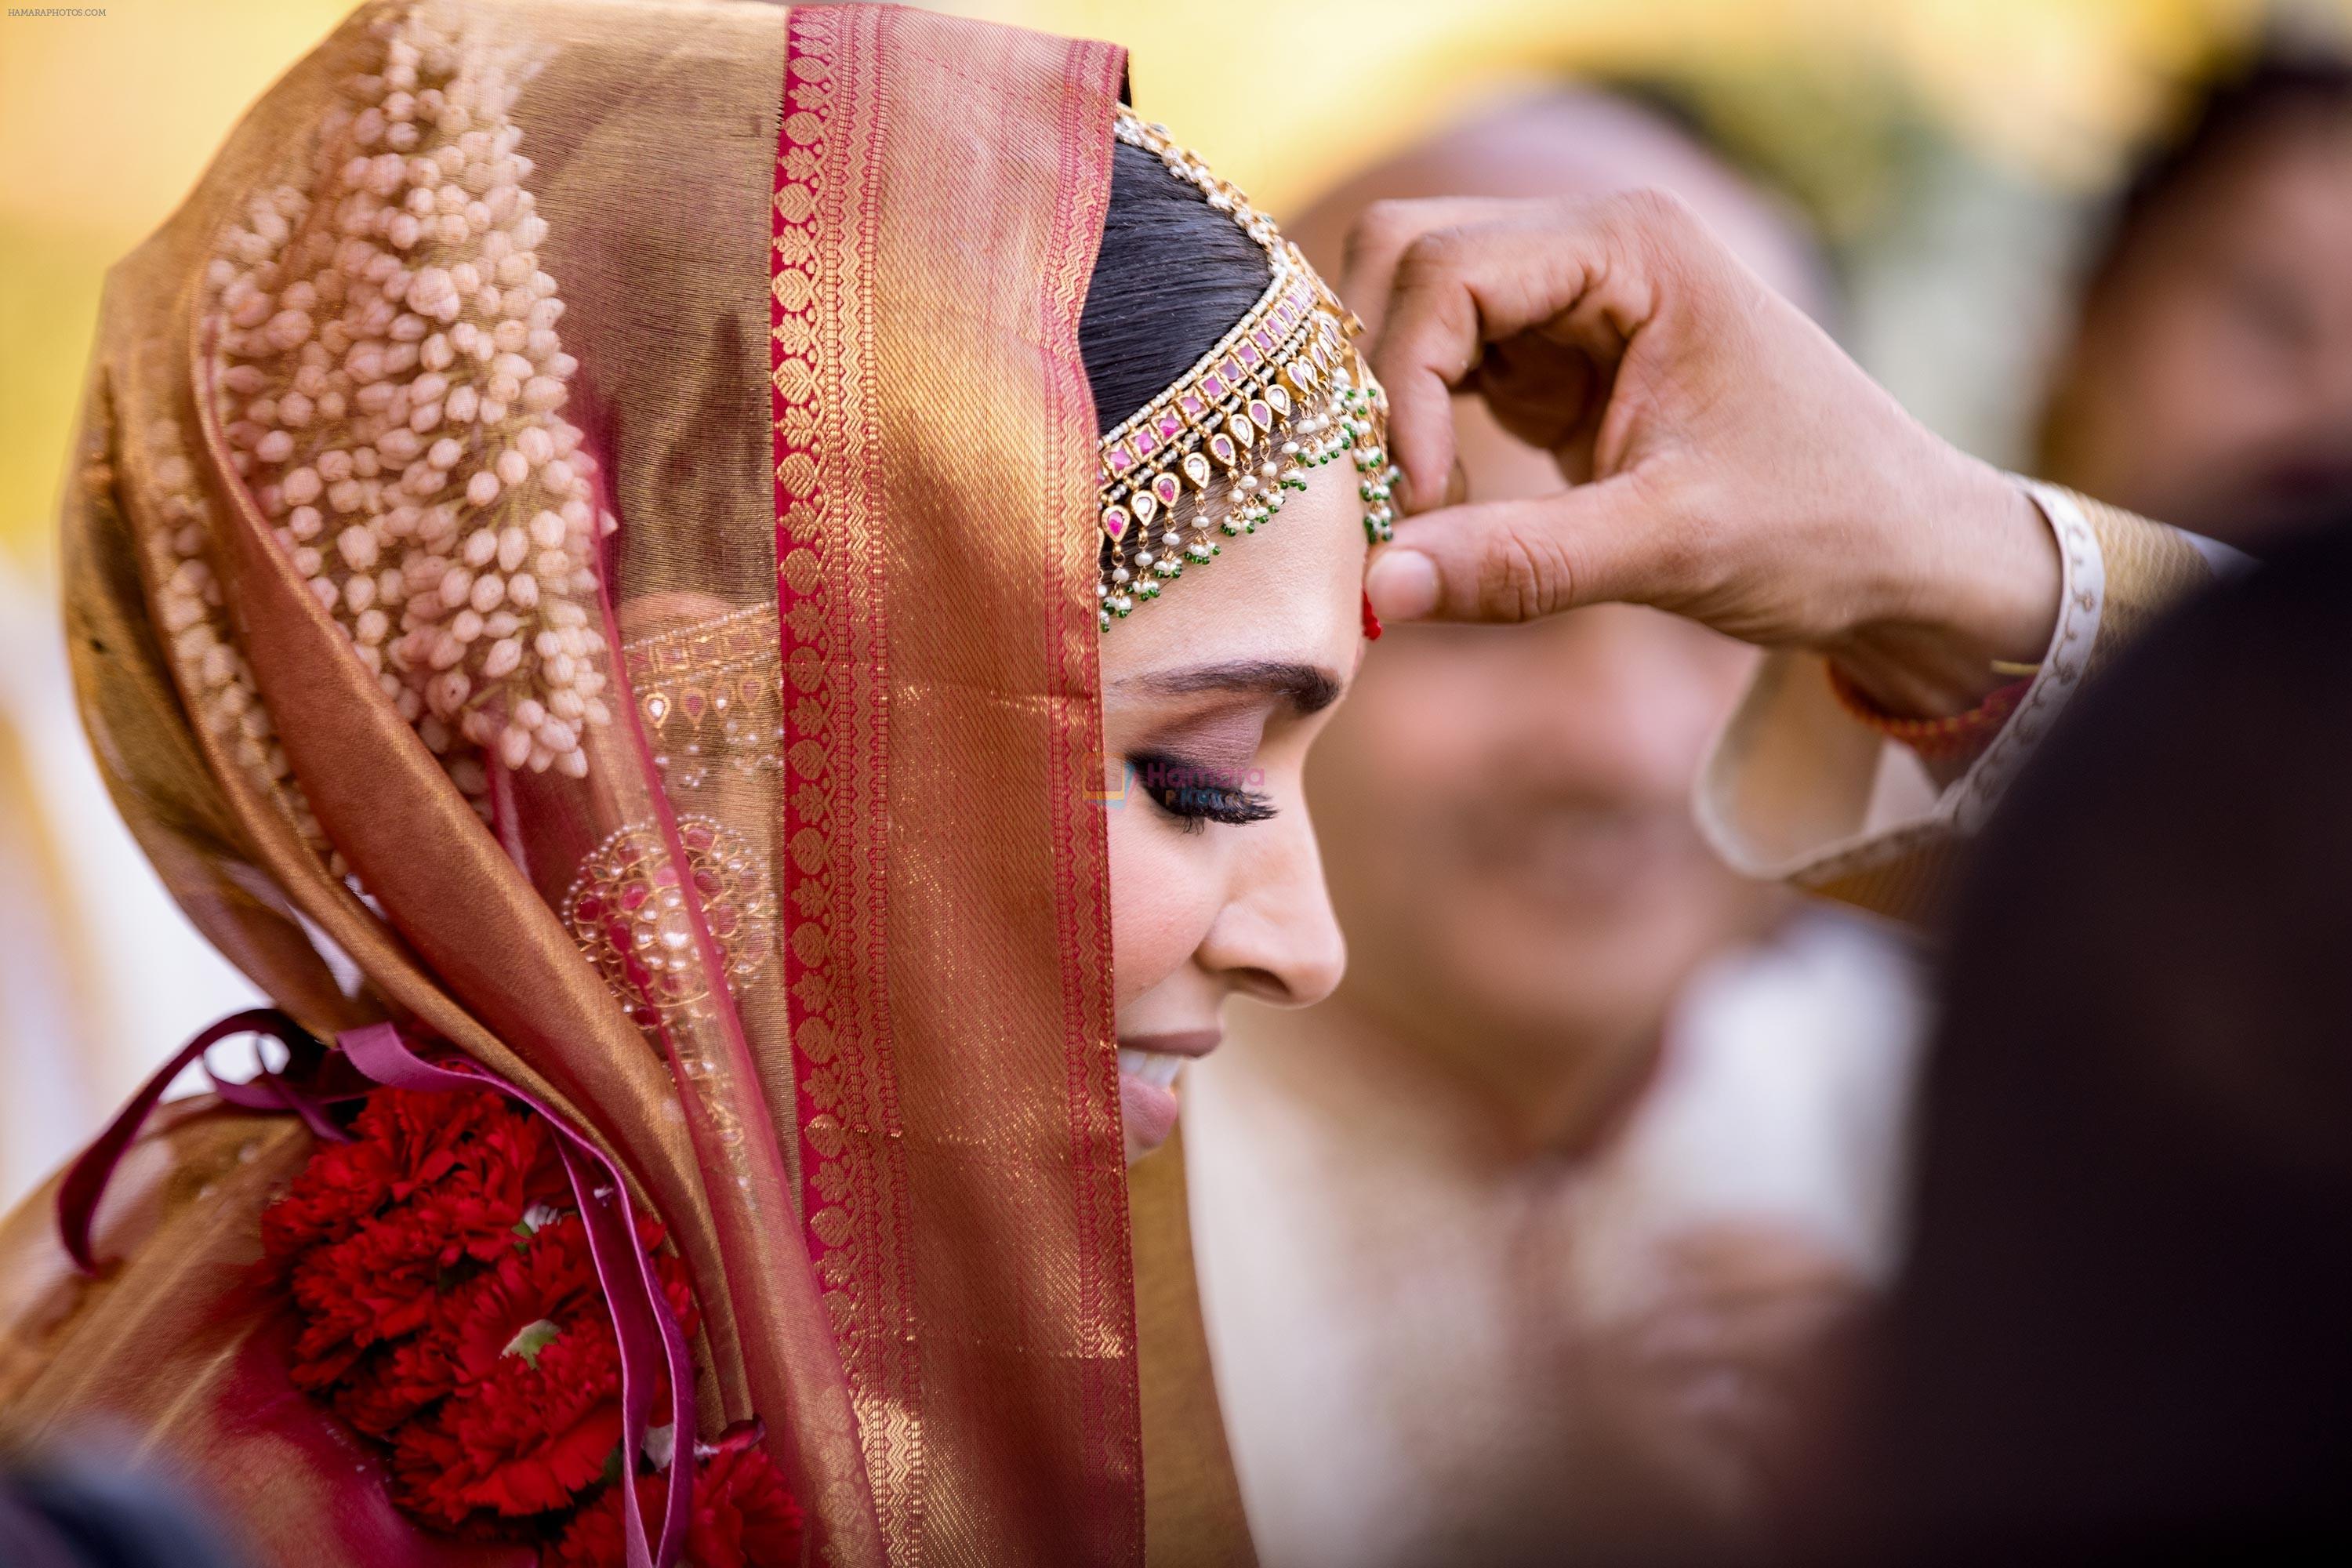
[1828,664,2032,762]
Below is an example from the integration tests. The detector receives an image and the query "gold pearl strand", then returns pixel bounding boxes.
[135,416,342,872]
[1095,114,1397,631]
[200,2,613,808]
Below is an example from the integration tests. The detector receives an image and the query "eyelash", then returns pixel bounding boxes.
[1127,750,1277,834]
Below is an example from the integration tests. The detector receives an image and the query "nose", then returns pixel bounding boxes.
[1196,804,1347,1007]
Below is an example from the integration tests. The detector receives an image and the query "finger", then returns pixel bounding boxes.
[1363,481,1662,625]
[1389,456,1466,517]
[1369,216,1603,517]
[1370,199,1679,516]
[1340,196,1518,335]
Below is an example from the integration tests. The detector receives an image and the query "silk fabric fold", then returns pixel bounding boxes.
[0,3,1142,1561]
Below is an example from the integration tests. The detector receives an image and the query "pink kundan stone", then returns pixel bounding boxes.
[1152,473,1181,506]
[1107,443,1134,473]
[1134,430,1159,457]
[1201,373,1225,397]
[1102,505,1130,539]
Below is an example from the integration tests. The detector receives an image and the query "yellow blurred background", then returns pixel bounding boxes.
[0,0,2314,574]
[0,0,2343,1200]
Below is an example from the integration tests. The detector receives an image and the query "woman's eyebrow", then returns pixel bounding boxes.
[1120,659,1344,715]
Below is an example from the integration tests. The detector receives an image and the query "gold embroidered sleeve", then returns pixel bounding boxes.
[1697,484,2223,927]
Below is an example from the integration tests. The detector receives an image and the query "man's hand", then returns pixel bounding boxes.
[1349,191,2061,717]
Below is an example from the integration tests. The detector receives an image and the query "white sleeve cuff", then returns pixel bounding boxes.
[1693,477,2103,884]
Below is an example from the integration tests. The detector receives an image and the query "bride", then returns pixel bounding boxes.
[0,2,1389,1563]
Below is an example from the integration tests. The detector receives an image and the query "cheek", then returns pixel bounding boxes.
[1105,806,1222,1009]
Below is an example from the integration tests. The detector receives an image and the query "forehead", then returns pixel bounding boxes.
[1099,459,1367,684]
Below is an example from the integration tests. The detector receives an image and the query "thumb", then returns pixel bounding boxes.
[1362,481,1655,624]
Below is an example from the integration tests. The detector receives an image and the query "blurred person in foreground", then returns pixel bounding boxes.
[1824,513,2352,1564]
[2038,50,2352,553]
[0,1446,245,1568]
[1163,93,1926,1567]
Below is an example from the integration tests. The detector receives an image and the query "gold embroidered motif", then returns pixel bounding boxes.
[562,815,775,1034]
[619,603,781,790]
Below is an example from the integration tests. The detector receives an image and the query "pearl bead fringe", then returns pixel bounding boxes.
[200,2,610,800]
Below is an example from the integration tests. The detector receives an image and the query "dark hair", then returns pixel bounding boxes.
[2093,49,2352,278]
[1080,140,1271,435]
[1838,518,2352,1563]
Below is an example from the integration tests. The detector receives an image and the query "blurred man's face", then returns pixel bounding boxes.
[2045,111,2352,549]
[1309,593,1784,1130]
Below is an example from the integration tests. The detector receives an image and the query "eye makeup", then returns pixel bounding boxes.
[1127,746,1276,832]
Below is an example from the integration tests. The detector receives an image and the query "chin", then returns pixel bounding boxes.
[1120,1065,1183,1163]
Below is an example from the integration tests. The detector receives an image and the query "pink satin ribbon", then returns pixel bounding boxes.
[56,1011,696,1568]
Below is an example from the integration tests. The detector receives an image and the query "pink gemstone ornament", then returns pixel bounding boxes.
[1094,113,1388,634]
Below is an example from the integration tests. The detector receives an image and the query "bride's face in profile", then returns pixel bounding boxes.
[1099,457,1368,1160]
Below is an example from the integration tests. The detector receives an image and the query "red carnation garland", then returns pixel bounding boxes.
[258,1080,804,1566]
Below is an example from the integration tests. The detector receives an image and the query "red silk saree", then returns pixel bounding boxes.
[0,3,1196,1562]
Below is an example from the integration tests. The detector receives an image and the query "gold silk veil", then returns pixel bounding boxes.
[0,2,1156,1562]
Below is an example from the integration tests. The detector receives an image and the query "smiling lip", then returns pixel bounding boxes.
[1116,1029,1223,1059]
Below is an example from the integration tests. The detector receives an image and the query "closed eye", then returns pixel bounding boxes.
[1127,749,1277,833]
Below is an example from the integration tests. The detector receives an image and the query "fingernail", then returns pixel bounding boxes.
[1365,549,1439,621]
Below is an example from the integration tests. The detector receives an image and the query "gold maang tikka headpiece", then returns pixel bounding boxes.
[1098,113,1397,631]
